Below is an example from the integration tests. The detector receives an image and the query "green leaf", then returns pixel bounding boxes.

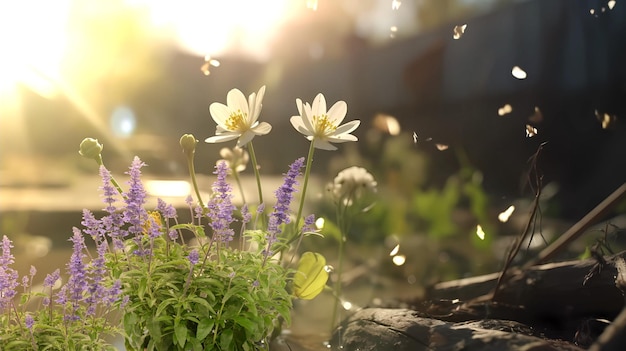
[196,317,214,340]
[146,316,162,342]
[220,329,233,350]
[174,321,188,348]
[233,315,259,335]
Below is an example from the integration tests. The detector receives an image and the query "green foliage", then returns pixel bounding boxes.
[115,230,292,351]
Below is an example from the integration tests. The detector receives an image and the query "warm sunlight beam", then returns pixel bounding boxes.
[131,0,299,61]
[0,0,70,100]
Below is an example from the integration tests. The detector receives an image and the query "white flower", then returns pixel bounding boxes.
[328,166,377,205]
[290,93,360,151]
[205,86,272,147]
[217,146,249,173]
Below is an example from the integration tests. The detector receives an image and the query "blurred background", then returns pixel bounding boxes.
[1,0,626,345]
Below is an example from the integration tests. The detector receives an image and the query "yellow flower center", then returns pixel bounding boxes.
[225,110,248,131]
[313,115,337,135]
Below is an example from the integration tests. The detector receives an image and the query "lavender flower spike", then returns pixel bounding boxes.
[0,236,19,310]
[57,227,88,321]
[268,157,304,234]
[207,161,236,243]
[265,157,305,257]
[123,157,148,238]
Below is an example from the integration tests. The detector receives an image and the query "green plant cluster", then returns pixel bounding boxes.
[119,231,291,351]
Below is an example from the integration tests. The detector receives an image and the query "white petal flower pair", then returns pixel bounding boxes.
[205,86,272,147]
[290,93,360,151]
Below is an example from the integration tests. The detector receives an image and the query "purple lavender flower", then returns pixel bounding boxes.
[56,228,88,320]
[43,269,60,307]
[123,157,148,238]
[302,214,317,233]
[168,229,178,241]
[105,279,122,306]
[194,204,203,219]
[207,161,236,243]
[264,158,304,255]
[86,241,108,316]
[241,204,252,225]
[188,249,199,266]
[44,269,60,288]
[268,158,304,231]
[99,167,125,237]
[185,195,194,207]
[157,198,177,219]
[25,314,34,330]
[146,216,161,239]
[81,209,103,240]
[100,166,118,213]
[0,236,19,310]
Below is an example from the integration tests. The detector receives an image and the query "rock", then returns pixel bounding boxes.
[330,308,583,351]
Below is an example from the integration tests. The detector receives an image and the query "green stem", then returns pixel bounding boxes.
[330,204,346,332]
[95,155,125,196]
[292,142,316,242]
[186,153,206,210]
[247,142,263,205]
[232,170,247,204]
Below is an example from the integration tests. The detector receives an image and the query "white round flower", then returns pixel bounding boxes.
[329,166,377,204]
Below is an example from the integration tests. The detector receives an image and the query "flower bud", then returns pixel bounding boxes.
[79,138,103,162]
[293,252,329,300]
[180,134,198,155]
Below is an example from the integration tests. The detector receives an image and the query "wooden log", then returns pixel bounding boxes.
[426,251,626,323]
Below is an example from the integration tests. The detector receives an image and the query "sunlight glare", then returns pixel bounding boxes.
[0,0,71,99]
[135,0,298,60]
[392,0,402,10]
[145,180,191,197]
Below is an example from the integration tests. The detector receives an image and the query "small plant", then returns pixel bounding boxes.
[0,232,121,350]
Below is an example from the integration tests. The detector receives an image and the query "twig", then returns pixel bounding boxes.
[492,142,545,301]
[523,182,626,269]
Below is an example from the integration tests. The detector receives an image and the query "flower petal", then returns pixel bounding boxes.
[290,116,313,136]
[205,134,240,144]
[227,88,249,119]
[328,134,358,143]
[313,139,337,150]
[249,85,266,123]
[251,121,272,135]
[209,103,231,127]
[332,120,360,136]
[327,100,347,124]
[311,93,326,117]
[236,131,256,147]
